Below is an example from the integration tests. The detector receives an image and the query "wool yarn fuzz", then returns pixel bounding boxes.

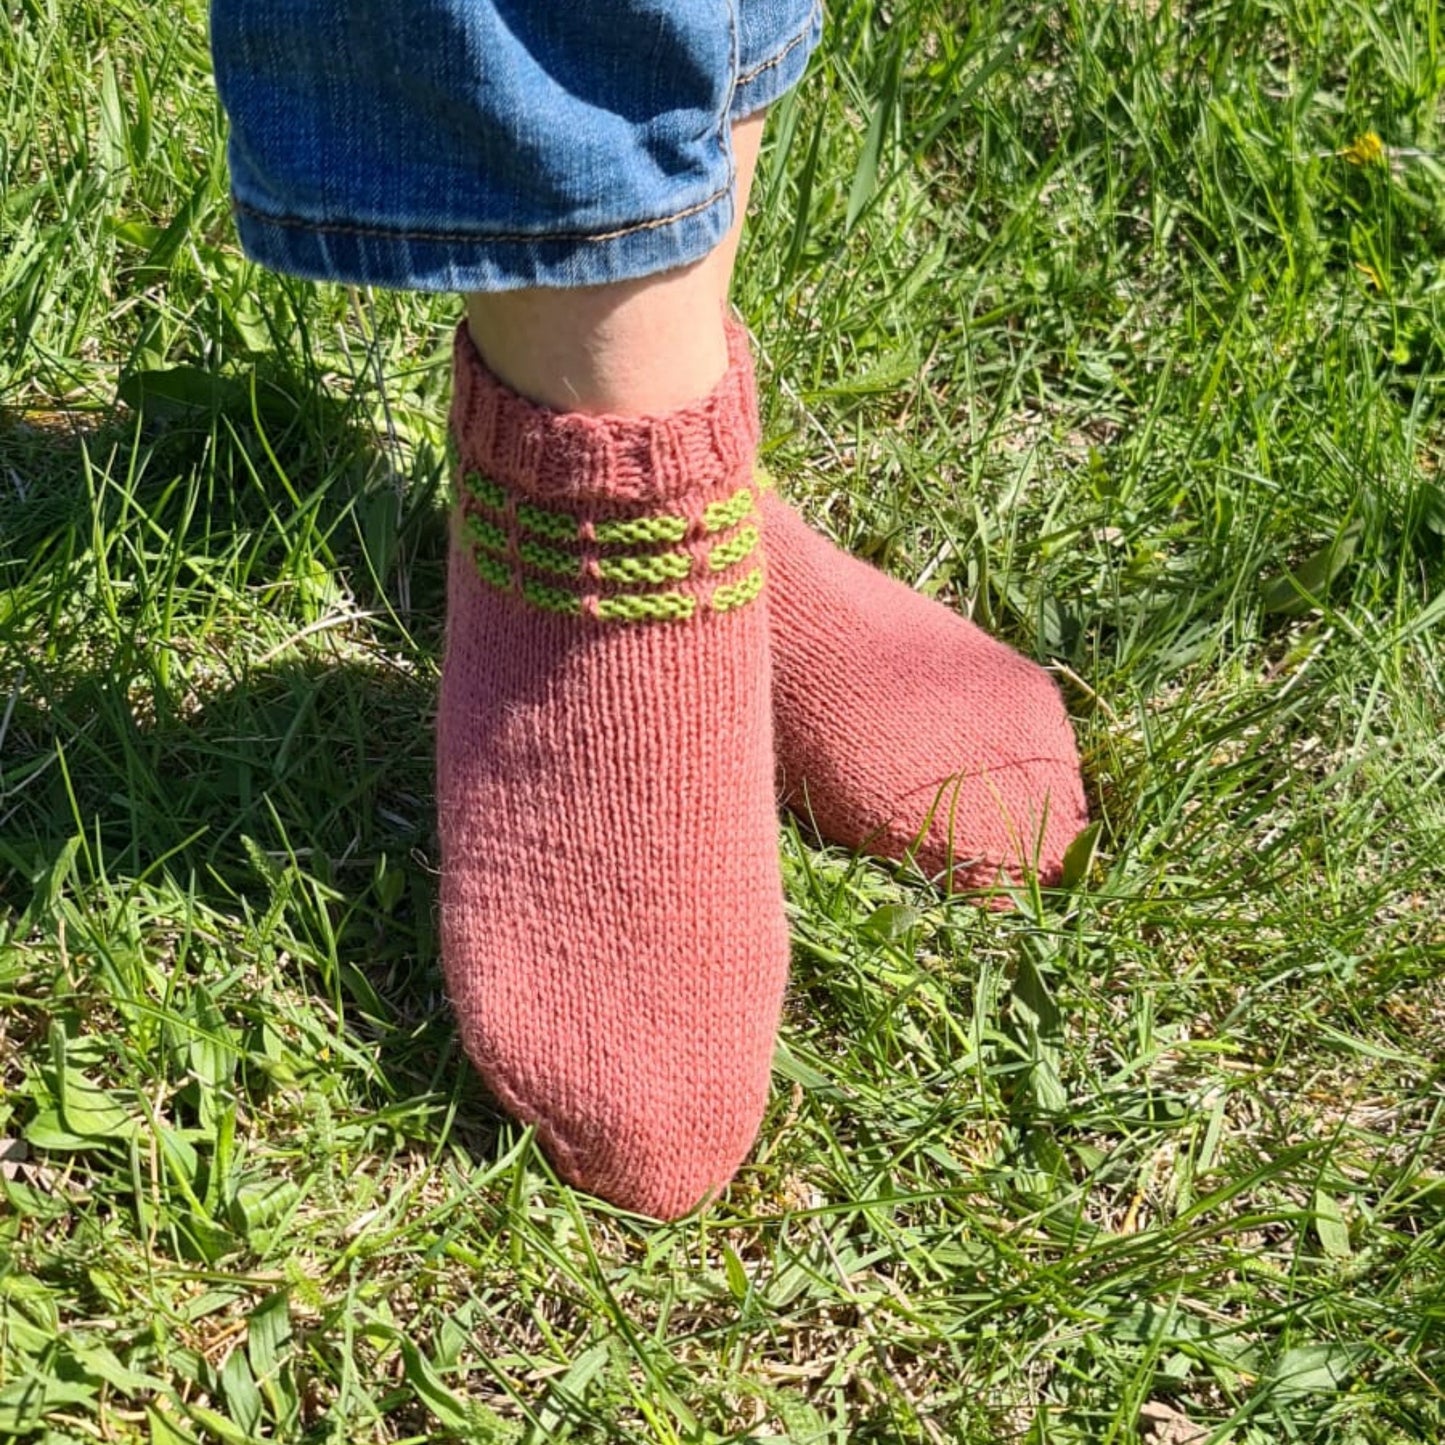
[439,323,788,1220]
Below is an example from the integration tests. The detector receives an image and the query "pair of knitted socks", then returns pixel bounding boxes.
[438,321,1087,1218]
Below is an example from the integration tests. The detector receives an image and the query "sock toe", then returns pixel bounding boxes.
[764,487,1089,893]
[530,1075,770,1220]
[913,647,1089,888]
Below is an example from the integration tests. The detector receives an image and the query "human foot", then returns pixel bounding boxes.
[438,324,788,1219]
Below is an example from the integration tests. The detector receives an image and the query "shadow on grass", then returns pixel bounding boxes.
[0,348,501,1149]
[0,335,451,611]
[4,648,508,1125]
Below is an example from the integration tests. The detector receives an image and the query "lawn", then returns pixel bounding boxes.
[2,0,1443,1441]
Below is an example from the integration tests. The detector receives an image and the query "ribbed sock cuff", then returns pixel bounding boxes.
[449,321,759,506]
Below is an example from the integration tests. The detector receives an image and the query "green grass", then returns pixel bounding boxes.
[2,0,1443,1440]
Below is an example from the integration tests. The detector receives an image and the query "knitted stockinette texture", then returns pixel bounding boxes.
[439,322,788,1220]
[762,485,1089,893]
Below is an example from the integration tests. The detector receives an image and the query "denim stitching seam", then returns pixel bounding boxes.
[736,0,822,86]
[231,178,731,248]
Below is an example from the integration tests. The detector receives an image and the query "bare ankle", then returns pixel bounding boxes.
[465,258,729,416]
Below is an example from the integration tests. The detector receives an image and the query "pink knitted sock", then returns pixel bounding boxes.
[765,488,1088,892]
[439,324,788,1219]
[735,321,1086,892]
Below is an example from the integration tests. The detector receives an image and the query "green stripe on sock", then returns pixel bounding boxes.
[464,471,508,512]
[593,513,689,546]
[708,523,759,572]
[521,578,583,614]
[516,501,578,541]
[597,550,693,584]
[471,549,512,593]
[702,486,754,534]
[459,475,769,621]
[596,591,697,623]
[465,513,508,555]
[712,566,764,613]
[519,537,580,576]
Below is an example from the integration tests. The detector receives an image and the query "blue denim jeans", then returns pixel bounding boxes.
[210,0,822,293]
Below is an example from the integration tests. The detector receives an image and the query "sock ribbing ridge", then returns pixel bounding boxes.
[449,321,759,507]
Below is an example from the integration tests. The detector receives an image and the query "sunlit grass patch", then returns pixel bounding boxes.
[2,0,1443,1441]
